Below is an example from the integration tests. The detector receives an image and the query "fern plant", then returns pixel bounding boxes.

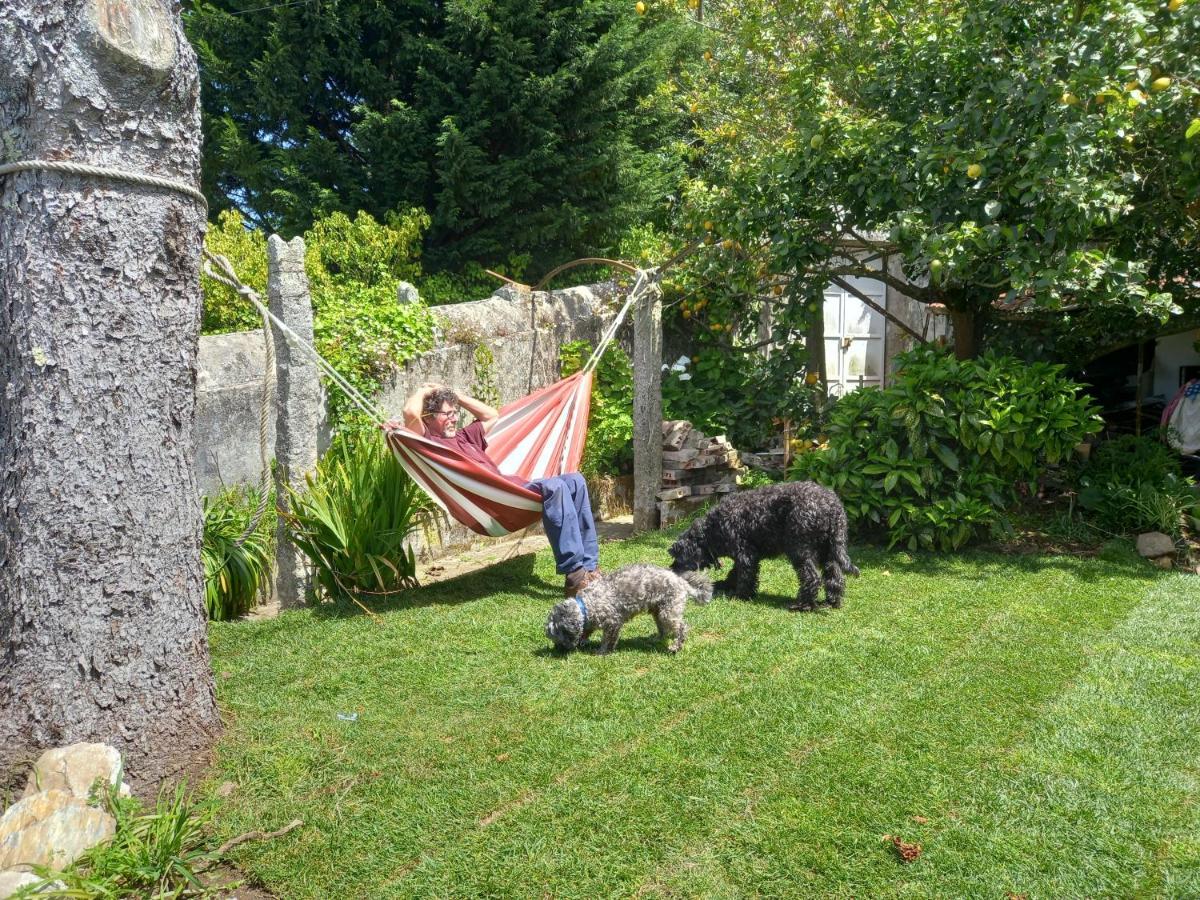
[283,434,431,604]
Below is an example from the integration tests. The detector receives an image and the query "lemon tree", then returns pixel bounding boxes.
[672,0,1199,358]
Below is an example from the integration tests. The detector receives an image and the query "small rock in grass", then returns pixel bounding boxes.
[1136,532,1175,558]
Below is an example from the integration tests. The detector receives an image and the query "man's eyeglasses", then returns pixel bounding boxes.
[427,408,457,420]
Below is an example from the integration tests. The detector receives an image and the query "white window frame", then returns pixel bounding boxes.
[823,278,887,396]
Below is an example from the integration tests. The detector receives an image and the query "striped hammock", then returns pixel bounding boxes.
[384,269,653,536]
[202,251,653,539]
[385,370,594,536]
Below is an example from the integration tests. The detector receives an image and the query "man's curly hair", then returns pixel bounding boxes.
[422,387,460,419]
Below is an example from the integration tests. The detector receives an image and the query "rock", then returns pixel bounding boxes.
[396,281,420,305]
[1136,532,1176,559]
[22,743,125,803]
[1154,555,1174,570]
[0,870,47,898]
[0,790,116,872]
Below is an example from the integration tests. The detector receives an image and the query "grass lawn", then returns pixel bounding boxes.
[207,528,1200,898]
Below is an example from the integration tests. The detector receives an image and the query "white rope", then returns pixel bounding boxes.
[580,267,657,376]
[0,159,209,210]
[201,250,387,423]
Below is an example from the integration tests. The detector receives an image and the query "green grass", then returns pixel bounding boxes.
[206,531,1200,898]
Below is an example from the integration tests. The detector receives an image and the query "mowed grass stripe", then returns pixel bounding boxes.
[393,557,1133,895]
[207,542,1187,898]
[658,566,1193,898]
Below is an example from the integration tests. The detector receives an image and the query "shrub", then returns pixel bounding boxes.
[29,780,214,897]
[283,434,431,604]
[791,347,1102,551]
[202,486,274,621]
[560,340,634,477]
[202,209,438,431]
[662,342,828,451]
[1078,434,1198,537]
[202,209,268,334]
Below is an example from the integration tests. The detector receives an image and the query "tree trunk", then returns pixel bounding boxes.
[949,307,979,359]
[804,289,827,385]
[0,0,219,792]
[632,283,663,532]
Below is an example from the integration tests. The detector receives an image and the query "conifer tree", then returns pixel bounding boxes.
[185,0,695,271]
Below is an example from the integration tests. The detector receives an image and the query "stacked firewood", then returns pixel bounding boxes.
[656,420,746,525]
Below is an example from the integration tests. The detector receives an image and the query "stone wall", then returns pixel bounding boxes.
[193,281,624,557]
[195,330,277,497]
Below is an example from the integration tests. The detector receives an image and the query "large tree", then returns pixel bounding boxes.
[185,0,697,271]
[0,0,220,790]
[676,0,1199,358]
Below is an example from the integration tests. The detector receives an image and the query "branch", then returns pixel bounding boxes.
[822,265,934,302]
[195,820,304,872]
[830,277,927,343]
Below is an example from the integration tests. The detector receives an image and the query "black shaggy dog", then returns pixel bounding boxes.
[668,481,859,611]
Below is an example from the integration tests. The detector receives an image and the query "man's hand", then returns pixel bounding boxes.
[380,419,404,432]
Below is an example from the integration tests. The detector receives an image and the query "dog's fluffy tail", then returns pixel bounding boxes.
[679,570,714,605]
[833,543,860,577]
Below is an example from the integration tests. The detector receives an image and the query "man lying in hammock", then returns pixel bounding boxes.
[386,383,602,598]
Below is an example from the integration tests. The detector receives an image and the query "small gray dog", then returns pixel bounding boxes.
[544,563,713,654]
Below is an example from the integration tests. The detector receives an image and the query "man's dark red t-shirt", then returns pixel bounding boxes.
[425,420,532,489]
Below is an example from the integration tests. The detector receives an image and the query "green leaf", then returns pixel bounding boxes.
[931,443,960,472]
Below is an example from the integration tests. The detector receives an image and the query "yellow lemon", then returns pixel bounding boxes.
[721,239,733,249]
[703,50,713,62]
[703,220,714,231]
[688,0,699,8]
[681,308,691,319]
[966,163,983,178]
[1151,76,1171,91]
[710,323,723,331]
[1169,0,1183,10]
[1060,91,1078,106]
[636,1,646,13]
[689,102,699,114]
[805,372,820,386]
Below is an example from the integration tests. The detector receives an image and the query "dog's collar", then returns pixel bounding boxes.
[573,593,589,630]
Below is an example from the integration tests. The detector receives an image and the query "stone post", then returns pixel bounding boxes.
[267,235,320,608]
[632,284,663,531]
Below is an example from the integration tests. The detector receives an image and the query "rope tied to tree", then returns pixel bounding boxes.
[0,159,210,211]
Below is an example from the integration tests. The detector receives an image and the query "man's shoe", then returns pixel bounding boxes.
[564,568,602,598]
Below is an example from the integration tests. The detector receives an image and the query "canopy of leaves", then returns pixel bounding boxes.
[674,0,1200,353]
[185,0,699,273]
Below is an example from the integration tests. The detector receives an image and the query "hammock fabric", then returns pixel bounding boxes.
[385,370,595,536]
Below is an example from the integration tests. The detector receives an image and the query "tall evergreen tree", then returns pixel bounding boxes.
[185,0,695,271]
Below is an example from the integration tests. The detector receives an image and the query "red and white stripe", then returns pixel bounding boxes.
[385,369,594,536]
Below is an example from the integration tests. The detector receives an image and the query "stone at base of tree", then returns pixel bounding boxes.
[0,790,115,872]
[1153,555,1174,570]
[1136,532,1176,558]
[21,744,128,803]
[0,869,62,898]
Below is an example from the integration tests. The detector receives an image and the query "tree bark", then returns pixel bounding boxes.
[632,283,662,532]
[0,0,219,792]
[949,307,979,360]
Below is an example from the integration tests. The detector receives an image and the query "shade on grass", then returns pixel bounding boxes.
[207,531,1200,898]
